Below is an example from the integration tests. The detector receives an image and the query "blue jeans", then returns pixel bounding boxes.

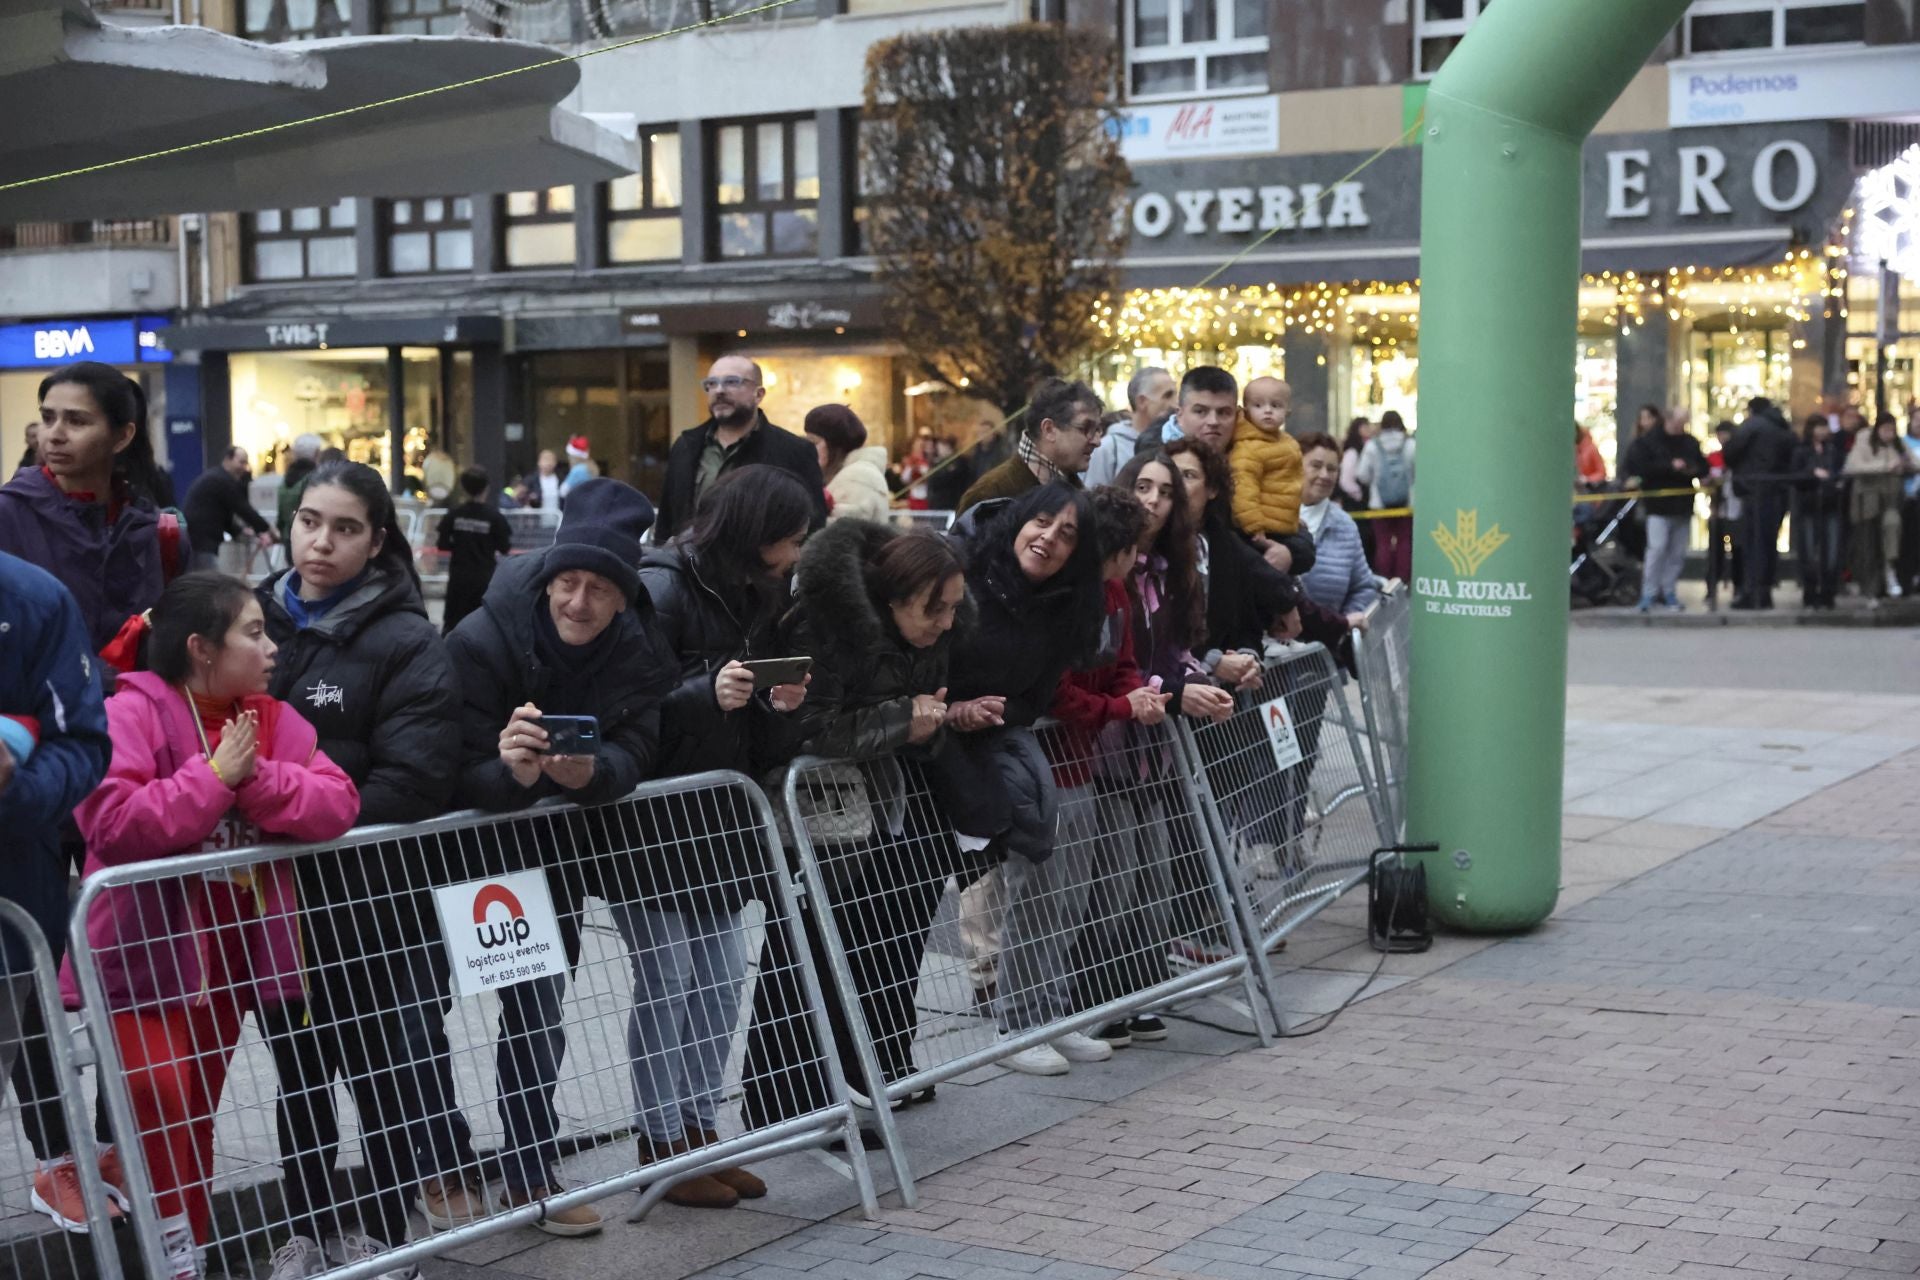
[1640,513,1690,607]
[609,904,749,1143]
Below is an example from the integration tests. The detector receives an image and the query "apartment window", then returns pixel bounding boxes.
[1685,0,1865,55]
[244,200,357,282]
[502,187,577,269]
[383,197,473,275]
[243,0,350,40]
[1126,0,1270,100]
[606,129,684,264]
[379,0,467,34]
[711,118,820,260]
[1413,0,1490,79]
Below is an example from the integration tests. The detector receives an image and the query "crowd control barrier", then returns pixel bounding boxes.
[1180,643,1394,988]
[1352,584,1412,838]
[0,898,125,1280]
[776,717,1280,1205]
[414,508,561,586]
[67,772,873,1280]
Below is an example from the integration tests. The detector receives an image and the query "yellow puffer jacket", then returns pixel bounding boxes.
[1228,415,1304,537]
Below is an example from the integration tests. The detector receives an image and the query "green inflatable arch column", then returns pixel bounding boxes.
[1407,0,1693,932]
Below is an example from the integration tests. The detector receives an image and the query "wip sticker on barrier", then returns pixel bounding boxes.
[1261,694,1305,771]
[434,868,567,997]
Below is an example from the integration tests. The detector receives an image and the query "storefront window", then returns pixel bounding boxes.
[754,350,902,456]
[503,187,577,270]
[1684,325,1795,428]
[1684,0,1865,55]
[383,196,473,275]
[228,346,453,486]
[711,117,820,260]
[1844,272,1920,420]
[244,200,357,282]
[1126,0,1270,100]
[606,129,683,264]
[243,0,349,40]
[1576,335,1621,463]
[524,350,672,497]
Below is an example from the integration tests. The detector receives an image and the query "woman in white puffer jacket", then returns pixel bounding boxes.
[806,404,894,523]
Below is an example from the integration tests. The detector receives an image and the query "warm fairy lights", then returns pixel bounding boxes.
[1091,249,1839,355]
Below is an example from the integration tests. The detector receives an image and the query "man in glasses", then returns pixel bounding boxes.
[654,354,828,542]
[956,377,1103,514]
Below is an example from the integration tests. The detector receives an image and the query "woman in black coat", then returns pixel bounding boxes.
[253,461,475,1270]
[629,465,815,1208]
[741,519,970,1128]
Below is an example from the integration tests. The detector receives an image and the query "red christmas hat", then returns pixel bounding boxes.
[566,435,590,459]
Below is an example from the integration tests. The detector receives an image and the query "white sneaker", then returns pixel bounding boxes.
[1052,1031,1115,1063]
[1887,568,1904,599]
[333,1234,420,1280]
[159,1215,202,1280]
[1003,1042,1071,1076]
[267,1235,327,1280]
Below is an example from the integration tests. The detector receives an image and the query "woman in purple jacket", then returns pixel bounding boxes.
[0,362,169,655]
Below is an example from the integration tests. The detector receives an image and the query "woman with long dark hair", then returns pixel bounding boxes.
[1845,413,1915,600]
[0,362,171,656]
[742,522,973,1127]
[253,461,478,1276]
[633,465,815,1207]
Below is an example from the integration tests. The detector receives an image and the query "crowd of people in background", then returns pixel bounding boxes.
[8,351,1916,1280]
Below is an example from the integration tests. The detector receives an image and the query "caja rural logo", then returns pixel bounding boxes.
[1419,509,1532,618]
[472,883,533,949]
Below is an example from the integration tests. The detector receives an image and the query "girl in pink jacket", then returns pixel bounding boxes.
[63,572,357,1275]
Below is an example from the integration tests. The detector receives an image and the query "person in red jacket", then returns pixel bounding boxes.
[62,573,358,1278]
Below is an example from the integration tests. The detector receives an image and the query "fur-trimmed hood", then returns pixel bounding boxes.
[792,517,974,663]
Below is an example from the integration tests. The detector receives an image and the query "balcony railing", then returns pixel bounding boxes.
[0,219,174,250]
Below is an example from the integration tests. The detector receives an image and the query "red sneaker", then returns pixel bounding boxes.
[31,1155,120,1234]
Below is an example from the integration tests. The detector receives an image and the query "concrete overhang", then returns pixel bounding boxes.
[0,0,638,221]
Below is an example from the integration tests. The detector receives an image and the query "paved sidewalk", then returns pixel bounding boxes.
[413,683,1920,1280]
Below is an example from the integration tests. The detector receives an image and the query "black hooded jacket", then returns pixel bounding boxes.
[258,566,459,943]
[776,518,967,759]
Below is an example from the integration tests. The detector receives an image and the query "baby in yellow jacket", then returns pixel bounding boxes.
[1229,376,1304,538]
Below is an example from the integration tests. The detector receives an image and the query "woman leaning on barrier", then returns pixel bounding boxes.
[632,465,814,1210]
[61,573,359,1280]
[1064,453,1234,1055]
[252,460,479,1279]
[1294,432,1382,623]
[1844,413,1915,602]
[739,520,970,1132]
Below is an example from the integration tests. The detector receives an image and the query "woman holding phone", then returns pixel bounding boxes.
[633,465,813,1208]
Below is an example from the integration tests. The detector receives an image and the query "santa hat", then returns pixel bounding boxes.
[566,435,590,460]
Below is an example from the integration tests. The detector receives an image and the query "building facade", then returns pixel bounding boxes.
[6,0,1917,493]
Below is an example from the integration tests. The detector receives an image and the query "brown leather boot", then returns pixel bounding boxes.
[691,1127,767,1200]
[640,1134,738,1209]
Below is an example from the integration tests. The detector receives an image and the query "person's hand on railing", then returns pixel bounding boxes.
[1214,651,1261,689]
[714,661,755,712]
[768,675,811,714]
[211,710,260,788]
[1125,686,1171,727]
[1180,684,1234,723]
[1346,611,1371,632]
[499,703,549,788]
[908,688,948,744]
[945,696,1006,733]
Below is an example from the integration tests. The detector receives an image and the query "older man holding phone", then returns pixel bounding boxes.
[445,478,677,1235]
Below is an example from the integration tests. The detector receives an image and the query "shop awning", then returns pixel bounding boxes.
[0,0,639,222]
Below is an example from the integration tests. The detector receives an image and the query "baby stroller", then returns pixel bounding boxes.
[1570,494,1643,608]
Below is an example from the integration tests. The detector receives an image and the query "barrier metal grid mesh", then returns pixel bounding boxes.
[67,773,869,1280]
[1352,586,1411,839]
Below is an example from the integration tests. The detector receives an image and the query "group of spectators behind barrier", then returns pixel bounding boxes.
[1,614,1410,1280]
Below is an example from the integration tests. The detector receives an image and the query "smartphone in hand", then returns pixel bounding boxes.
[532,715,600,755]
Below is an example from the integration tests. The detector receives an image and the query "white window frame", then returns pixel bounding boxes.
[1412,0,1490,81]
[1124,0,1270,103]
[1683,0,1867,57]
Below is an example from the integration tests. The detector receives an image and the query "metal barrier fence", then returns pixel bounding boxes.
[1352,583,1412,839]
[1181,643,1393,988]
[67,772,872,1280]
[0,898,124,1280]
[887,510,956,533]
[413,508,561,585]
[778,714,1292,1206]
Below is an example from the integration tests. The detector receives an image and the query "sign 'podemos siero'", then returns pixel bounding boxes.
[434,869,567,998]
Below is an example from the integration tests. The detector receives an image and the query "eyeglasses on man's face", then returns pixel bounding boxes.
[702,375,759,393]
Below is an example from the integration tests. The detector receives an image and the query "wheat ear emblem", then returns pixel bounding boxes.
[1431,509,1509,578]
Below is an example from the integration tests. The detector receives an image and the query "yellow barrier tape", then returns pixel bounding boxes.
[1347,483,1715,520]
[0,0,810,195]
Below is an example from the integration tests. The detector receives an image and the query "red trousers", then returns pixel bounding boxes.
[111,884,254,1244]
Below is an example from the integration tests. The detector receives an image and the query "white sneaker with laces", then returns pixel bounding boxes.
[333,1233,420,1280]
[267,1235,327,1280]
[1052,1031,1115,1063]
[159,1214,202,1280]
[1003,1041,1071,1076]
